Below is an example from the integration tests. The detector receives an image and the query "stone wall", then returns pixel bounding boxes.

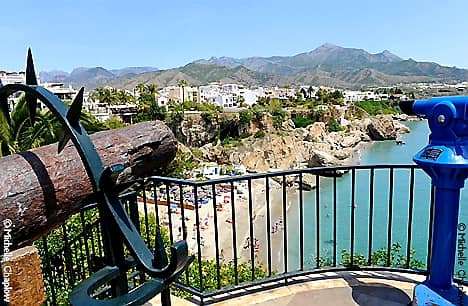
[2,246,45,306]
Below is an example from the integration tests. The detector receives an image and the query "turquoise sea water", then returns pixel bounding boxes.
[285,120,468,270]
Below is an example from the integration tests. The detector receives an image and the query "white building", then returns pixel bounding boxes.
[215,94,238,108]
[239,89,258,106]
[42,83,77,101]
[222,84,240,94]
[199,84,221,103]
[0,71,28,85]
[343,90,377,103]
[157,96,169,108]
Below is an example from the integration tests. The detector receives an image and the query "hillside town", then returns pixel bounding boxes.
[1,70,468,124]
[4,0,468,303]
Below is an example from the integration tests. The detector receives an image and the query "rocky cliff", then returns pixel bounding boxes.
[192,114,409,173]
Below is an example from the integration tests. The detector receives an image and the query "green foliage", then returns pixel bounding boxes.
[162,150,199,178]
[251,105,266,121]
[354,100,398,116]
[200,108,220,124]
[180,100,222,124]
[135,101,166,122]
[272,112,286,128]
[134,83,166,122]
[315,89,344,105]
[340,243,425,269]
[103,115,125,129]
[268,100,286,128]
[90,87,135,106]
[291,117,313,128]
[221,136,242,148]
[178,259,268,295]
[0,96,57,156]
[200,110,214,123]
[327,117,342,132]
[189,146,203,159]
[254,130,266,138]
[239,109,253,125]
[0,95,108,157]
[35,209,101,305]
[166,104,185,130]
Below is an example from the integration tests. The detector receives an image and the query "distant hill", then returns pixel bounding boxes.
[107,63,284,89]
[196,43,468,80]
[39,66,158,88]
[39,70,69,83]
[110,67,159,77]
[38,44,468,90]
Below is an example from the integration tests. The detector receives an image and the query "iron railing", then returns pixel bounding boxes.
[38,164,446,305]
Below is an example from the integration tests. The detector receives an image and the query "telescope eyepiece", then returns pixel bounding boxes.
[399,100,416,116]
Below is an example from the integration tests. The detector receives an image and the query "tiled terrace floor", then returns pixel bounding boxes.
[148,271,432,305]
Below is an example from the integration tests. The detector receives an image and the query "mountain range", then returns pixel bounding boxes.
[39,66,159,88]
[39,43,468,90]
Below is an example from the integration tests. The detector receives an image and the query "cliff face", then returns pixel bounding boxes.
[196,115,409,172]
[173,116,220,147]
[350,115,409,140]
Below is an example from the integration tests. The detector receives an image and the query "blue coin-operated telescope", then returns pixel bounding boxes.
[400,96,468,305]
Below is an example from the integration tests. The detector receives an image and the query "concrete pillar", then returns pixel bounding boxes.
[2,246,45,306]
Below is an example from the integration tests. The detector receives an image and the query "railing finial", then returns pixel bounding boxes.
[25,48,38,125]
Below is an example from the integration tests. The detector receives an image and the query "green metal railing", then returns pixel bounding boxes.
[39,164,441,305]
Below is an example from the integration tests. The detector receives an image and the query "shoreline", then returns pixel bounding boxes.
[139,178,291,272]
[141,119,411,271]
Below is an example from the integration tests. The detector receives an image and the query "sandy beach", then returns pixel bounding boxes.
[138,178,304,273]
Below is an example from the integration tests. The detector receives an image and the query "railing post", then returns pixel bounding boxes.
[97,202,129,297]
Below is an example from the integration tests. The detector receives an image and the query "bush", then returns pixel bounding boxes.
[355,100,397,116]
[251,105,265,121]
[200,110,214,123]
[162,151,199,178]
[327,118,342,132]
[340,243,424,269]
[221,137,242,148]
[239,109,253,125]
[254,130,266,138]
[189,147,203,159]
[166,105,184,129]
[291,117,313,128]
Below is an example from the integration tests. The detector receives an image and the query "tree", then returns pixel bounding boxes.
[307,86,314,100]
[89,87,113,105]
[114,89,135,105]
[135,84,165,122]
[315,88,327,104]
[166,103,184,132]
[103,116,125,129]
[327,117,342,132]
[239,109,253,125]
[0,95,57,156]
[0,94,108,157]
[178,79,189,103]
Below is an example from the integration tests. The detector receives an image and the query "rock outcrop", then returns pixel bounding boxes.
[197,114,409,173]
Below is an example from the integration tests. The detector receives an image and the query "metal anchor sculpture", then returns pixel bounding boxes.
[0,49,192,305]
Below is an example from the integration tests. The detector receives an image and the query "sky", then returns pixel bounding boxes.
[2,0,468,72]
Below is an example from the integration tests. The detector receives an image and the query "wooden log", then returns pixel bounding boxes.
[0,121,178,250]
